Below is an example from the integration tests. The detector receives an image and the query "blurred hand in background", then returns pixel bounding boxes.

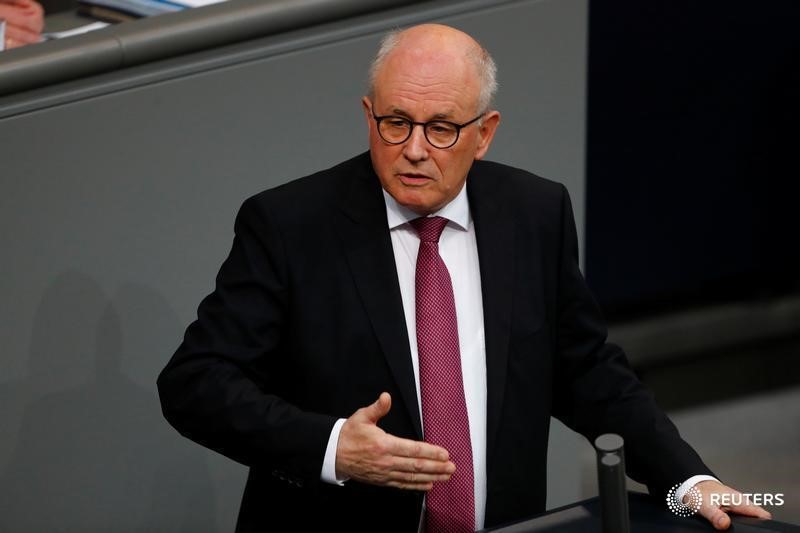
[1,0,45,49]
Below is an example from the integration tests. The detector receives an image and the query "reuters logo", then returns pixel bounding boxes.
[666,484,703,517]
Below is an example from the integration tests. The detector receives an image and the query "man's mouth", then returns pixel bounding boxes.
[398,173,433,185]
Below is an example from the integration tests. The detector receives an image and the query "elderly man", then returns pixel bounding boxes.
[158,24,769,532]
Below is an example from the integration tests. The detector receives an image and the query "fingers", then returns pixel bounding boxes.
[698,503,770,531]
[388,455,456,481]
[389,434,450,462]
[723,500,772,520]
[384,469,450,491]
[337,429,454,485]
[0,0,44,39]
[0,7,40,34]
[699,506,731,531]
[4,23,41,47]
[387,482,434,491]
[383,458,455,491]
[18,0,44,32]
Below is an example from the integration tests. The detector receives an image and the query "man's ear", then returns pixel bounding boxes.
[361,96,373,125]
[474,110,501,160]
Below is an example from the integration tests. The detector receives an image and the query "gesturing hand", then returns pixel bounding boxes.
[335,392,455,491]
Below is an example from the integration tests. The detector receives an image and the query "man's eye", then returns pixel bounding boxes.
[429,123,455,134]
[387,119,408,128]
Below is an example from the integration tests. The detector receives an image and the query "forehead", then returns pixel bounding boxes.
[373,45,480,117]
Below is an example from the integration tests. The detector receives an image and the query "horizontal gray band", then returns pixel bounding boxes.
[0,0,426,96]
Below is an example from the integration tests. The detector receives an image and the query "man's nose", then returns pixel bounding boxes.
[402,124,430,162]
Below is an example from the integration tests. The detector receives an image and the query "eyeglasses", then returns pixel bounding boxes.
[371,106,484,149]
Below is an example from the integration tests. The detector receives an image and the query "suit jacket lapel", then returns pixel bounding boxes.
[334,155,423,439]
[468,169,515,461]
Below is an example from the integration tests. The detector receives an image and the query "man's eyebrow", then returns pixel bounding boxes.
[389,108,455,120]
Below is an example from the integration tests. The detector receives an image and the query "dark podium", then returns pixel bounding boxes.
[482,492,800,533]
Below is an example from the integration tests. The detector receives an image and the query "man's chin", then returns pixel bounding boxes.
[401,200,439,217]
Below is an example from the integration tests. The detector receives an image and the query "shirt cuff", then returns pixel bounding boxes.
[320,418,348,485]
[675,474,720,503]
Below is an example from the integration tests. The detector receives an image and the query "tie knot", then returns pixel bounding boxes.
[410,216,449,243]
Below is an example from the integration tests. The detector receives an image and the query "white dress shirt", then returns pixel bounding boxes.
[322,184,488,529]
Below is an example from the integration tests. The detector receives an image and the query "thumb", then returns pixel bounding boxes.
[359,392,392,424]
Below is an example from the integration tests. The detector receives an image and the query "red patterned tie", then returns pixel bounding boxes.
[411,216,475,533]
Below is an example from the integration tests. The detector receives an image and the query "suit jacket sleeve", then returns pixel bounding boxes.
[157,195,336,485]
[550,184,715,499]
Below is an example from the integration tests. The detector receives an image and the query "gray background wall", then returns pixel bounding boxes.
[0,0,590,530]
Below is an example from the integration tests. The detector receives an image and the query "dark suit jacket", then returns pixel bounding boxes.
[157,151,712,532]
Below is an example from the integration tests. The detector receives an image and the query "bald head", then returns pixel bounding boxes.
[362,23,502,215]
[368,24,498,114]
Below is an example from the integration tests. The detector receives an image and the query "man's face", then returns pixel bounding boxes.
[364,37,500,215]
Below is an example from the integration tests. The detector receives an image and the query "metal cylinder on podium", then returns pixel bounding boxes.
[595,433,631,533]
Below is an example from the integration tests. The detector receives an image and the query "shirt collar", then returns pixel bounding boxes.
[382,183,470,231]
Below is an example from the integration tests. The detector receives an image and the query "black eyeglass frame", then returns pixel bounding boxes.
[370,105,484,149]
